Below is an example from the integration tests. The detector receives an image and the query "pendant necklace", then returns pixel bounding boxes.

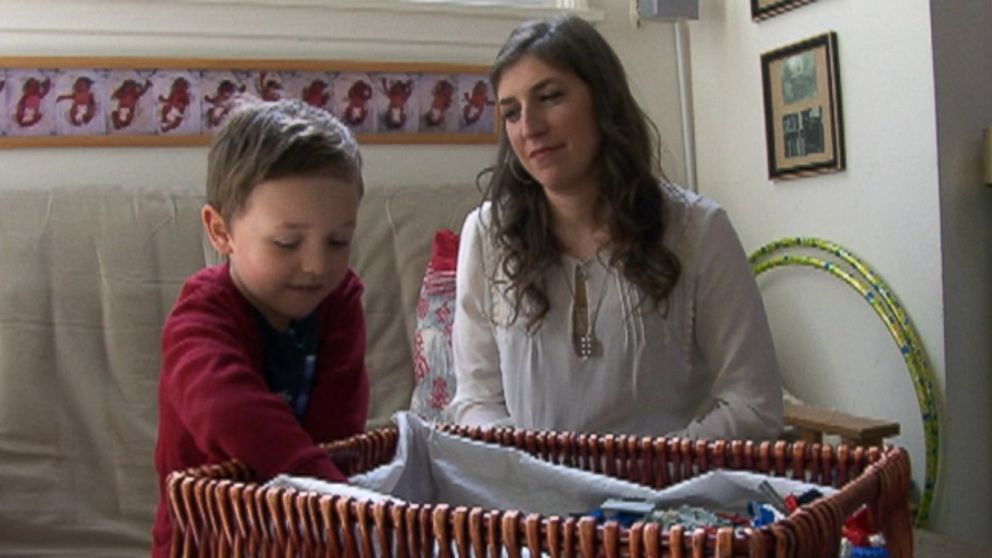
[568,261,610,360]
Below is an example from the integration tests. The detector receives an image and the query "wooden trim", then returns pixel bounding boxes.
[0,56,490,74]
[783,401,900,446]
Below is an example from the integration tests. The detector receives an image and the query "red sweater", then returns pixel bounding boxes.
[152,264,368,557]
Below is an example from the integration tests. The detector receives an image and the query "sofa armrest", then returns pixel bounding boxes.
[783,401,901,447]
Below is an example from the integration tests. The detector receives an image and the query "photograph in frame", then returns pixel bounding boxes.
[760,31,844,180]
[751,0,817,21]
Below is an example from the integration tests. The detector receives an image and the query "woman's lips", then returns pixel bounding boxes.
[529,144,562,162]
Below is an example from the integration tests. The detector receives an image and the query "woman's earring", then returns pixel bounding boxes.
[507,154,533,183]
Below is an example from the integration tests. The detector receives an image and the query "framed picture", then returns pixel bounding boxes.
[760,32,844,180]
[0,56,496,148]
[751,0,817,21]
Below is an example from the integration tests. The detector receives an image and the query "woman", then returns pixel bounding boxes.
[448,15,782,441]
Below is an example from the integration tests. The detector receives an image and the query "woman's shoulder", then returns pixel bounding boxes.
[661,181,722,216]
[660,182,724,247]
[467,201,492,224]
[461,201,496,240]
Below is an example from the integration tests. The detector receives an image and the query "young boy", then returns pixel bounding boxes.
[152,99,368,557]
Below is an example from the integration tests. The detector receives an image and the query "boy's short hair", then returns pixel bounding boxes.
[206,98,364,222]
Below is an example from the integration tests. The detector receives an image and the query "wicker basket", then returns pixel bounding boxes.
[166,424,913,558]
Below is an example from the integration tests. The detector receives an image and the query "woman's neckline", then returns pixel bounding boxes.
[560,250,610,268]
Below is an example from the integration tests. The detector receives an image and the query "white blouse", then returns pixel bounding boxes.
[448,185,783,441]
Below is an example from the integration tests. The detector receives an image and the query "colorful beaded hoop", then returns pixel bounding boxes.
[750,237,940,527]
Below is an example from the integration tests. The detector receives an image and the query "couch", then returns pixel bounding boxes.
[1,180,927,557]
[0,181,482,556]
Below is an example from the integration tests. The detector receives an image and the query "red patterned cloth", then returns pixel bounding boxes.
[410,229,459,422]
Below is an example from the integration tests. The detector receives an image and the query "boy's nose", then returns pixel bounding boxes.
[300,249,329,276]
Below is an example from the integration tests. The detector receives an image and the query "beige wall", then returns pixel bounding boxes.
[598,2,687,186]
[0,0,684,190]
[688,0,991,544]
[0,0,511,190]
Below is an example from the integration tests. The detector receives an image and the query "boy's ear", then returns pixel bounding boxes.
[201,204,234,255]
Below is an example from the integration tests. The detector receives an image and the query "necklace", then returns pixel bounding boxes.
[565,260,610,360]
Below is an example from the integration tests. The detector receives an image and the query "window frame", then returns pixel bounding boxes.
[165,0,603,20]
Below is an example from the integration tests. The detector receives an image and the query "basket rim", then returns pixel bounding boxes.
[166,423,910,532]
[165,425,912,557]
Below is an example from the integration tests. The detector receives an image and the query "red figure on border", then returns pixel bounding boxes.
[462,79,494,126]
[15,77,52,128]
[110,78,152,131]
[204,79,246,128]
[380,78,413,130]
[256,71,283,102]
[158,77,192,133]
[424,79,455,128]
[56,76,98,127]
[342,80,372,127]
[301,79,331,109]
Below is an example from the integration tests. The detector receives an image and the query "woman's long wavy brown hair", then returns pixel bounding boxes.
[481,15,681,330]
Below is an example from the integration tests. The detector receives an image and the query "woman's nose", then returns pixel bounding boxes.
[521,104,547,138]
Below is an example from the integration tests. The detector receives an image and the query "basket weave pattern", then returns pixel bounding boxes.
[166,425,912,558]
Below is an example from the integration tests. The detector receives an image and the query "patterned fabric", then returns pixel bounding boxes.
[409,229,459,422]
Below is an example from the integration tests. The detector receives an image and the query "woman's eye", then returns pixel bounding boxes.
[272,239,300,250]
[540,91,563,103]
[328,238,351,248]
[502,107,519,122]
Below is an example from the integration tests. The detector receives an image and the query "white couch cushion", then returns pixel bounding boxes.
[0,180,480,555]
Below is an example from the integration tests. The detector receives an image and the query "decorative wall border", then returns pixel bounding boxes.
[0,56,497,148]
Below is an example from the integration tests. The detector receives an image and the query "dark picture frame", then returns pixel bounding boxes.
[760,32,844,180]
[0,56,496,148]
[751,0,817,21]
